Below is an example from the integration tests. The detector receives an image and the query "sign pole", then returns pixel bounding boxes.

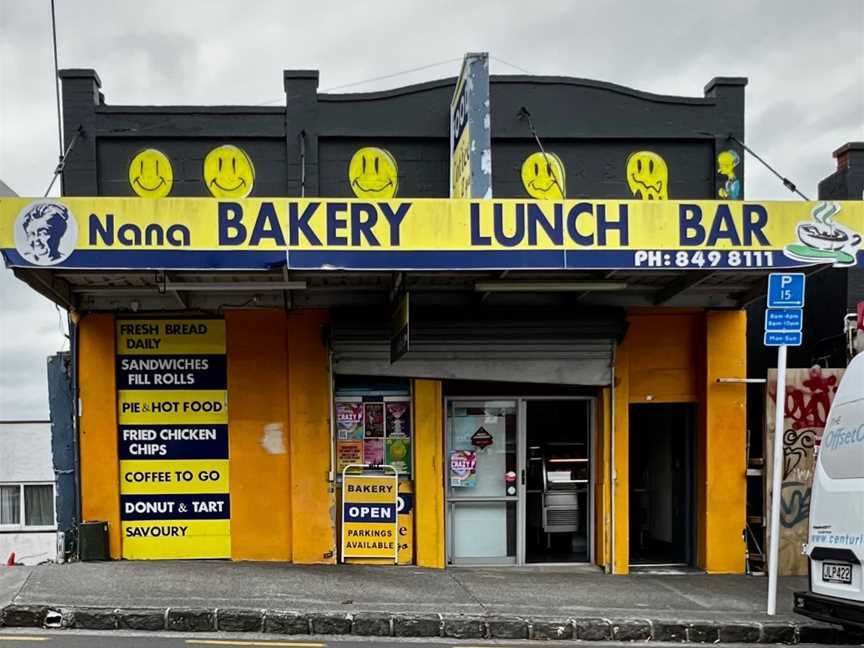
[767,343,787,616]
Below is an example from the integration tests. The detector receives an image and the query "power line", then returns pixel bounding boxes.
[255,56,533,106]
[254,57,464,106]
[490,56,532,75]
[320,58,463,93]
[50,0,63,161]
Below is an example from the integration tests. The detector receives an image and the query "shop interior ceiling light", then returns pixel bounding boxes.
[473,281,628,292]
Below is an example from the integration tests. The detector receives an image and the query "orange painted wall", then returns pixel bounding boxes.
[594,388,612,571]
[78,313,121,558]
[413,379,445,568]
[226,310,292,561]
[627,312,702,403]
[612,332,630,574]
[613,310,746,574]
[287,309,336,564]
[613,311,702,573]
[702,310,747,573]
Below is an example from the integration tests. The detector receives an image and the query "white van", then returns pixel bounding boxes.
[795,352,864,630]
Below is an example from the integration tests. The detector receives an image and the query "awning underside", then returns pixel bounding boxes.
[13,267,796,313]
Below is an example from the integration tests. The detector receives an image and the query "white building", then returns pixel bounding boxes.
[0,421,58,565]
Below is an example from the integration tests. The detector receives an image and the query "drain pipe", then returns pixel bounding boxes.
[609,344,616,575]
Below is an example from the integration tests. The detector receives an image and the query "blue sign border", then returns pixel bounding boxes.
[767,273,806,309]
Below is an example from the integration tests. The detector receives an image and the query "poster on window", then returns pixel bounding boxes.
[386,402,410,437]
[450,450,477,488]
[364,402,384,438]
[385,437,411,474]
[337,440,364,472]
[336,402,364,440]
[364,438,384,465]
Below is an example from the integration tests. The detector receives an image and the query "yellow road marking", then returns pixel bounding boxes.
[0,638,49,642]
[185,641,325,647]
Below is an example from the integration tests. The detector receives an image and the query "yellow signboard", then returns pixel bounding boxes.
[341,472,399,562]
[1,198,862,270]
[117,319,226,355]
[397,481,414,565]
[117,318,230,560]
[451,124,471,199]
[118,390,228,425]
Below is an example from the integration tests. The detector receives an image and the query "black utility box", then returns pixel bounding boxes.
[78,521,109,561]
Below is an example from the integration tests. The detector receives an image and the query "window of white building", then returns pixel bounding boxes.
[0,483,55,529]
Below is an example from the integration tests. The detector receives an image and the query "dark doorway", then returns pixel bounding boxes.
[629,403,695,566]
[525,399,591,563]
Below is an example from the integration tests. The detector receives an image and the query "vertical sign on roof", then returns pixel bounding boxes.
[450,52,492,199]
[116,319,231,559]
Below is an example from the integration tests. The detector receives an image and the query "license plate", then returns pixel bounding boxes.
[822,562,852,585]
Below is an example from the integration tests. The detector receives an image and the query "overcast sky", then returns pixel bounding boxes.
[1,0,862,419]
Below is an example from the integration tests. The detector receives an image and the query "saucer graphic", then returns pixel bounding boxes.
[784,244,856,266]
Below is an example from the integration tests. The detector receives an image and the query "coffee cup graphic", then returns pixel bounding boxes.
[796,223,861,251]
[784,201,861,267]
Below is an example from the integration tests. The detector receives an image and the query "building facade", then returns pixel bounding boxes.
[0,421,58,565]
[3,61,860,574]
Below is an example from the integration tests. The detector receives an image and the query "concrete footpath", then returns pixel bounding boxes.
[0,561,861,644]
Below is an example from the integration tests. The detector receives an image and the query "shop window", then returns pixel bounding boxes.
[334,377,412,479]
[0,483,55,529]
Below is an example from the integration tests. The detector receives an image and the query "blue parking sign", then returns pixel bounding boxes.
[764,331,802,346]
[767,273,805,308]
[764,309,803,332]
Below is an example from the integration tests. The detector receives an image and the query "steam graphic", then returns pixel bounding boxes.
[784,201,861,267]
[812,201,839,236]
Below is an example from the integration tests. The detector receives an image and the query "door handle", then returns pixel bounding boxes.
[521,469,526,485]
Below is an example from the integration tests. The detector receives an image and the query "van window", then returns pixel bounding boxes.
[819,397,864,480]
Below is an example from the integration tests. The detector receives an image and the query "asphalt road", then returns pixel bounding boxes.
[0,629,838,648]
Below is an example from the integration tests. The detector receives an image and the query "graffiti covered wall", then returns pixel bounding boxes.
[765,366,844,575]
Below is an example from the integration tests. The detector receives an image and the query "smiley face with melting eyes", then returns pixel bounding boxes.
[348,147,398,199]
[128,149,173,198]
[521,152,566,200]
[626,151,668,200]
[203,145,255,198]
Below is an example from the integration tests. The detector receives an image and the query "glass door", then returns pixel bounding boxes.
[446,400,519,564]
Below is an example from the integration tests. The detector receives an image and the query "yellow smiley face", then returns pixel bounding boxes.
[521,152,566,200]
[626,150,668,200]
[348,147,398,199]
[129,149,173,198]
[203,145,255,198]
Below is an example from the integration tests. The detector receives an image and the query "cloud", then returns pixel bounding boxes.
[0,271,67,420]
[0,0,862,418]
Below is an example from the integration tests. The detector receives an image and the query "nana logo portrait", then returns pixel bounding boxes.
[14,201,78,265]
